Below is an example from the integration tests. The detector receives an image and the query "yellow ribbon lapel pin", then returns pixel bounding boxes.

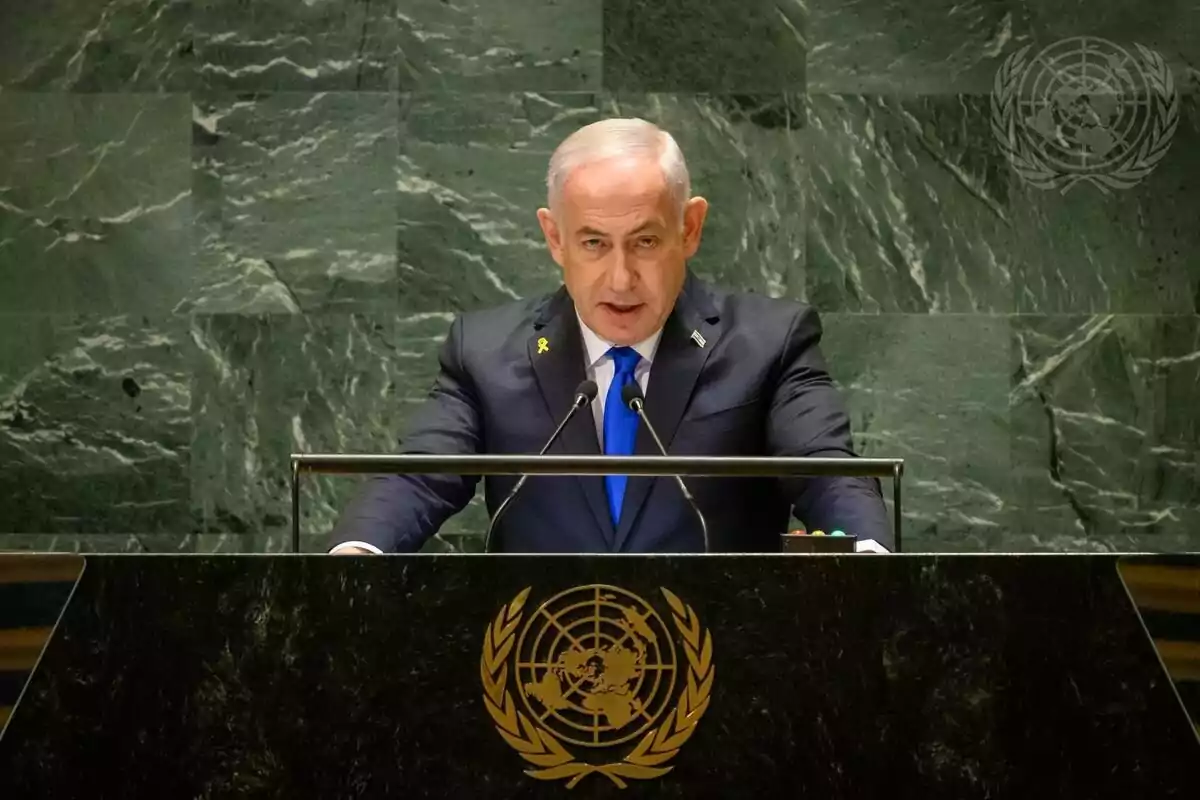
[536,337,549,354]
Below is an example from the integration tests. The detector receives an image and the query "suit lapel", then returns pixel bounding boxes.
[612,277,723,551]
[528,290,617,548]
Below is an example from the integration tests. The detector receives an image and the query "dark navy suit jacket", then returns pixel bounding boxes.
[331,275,892,553]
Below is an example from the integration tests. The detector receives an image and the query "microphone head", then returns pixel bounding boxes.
[621,381,644,410]
[575,379,599,403]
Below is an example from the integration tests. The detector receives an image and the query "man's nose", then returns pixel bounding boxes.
[607,250,635,292]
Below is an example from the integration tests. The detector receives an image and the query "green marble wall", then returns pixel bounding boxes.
[0,0,1197,554]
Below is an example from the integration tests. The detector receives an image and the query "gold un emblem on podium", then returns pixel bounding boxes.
[480,584,715,788]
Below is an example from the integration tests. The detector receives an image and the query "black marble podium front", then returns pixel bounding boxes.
[1,554,1197,798]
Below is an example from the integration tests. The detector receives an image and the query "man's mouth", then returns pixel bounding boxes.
[601,302,642,316]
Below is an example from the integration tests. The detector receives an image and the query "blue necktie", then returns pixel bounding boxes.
[603,346,642,525]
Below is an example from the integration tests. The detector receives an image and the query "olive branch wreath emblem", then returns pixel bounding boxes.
[480,587,714,789]
[990,40,1178,194]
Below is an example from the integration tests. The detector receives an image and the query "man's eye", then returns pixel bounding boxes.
[637,237,658,249]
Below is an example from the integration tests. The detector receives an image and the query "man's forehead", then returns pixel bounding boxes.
[553,158,679,233]
[573,219,665,236]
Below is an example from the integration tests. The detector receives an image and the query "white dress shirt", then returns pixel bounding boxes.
[575,315,661,440]
[332,313,886,553]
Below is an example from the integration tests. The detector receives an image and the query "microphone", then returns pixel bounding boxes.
[483,379,599,553]
[621,383,711,553]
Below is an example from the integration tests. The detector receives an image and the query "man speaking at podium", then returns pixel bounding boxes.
[331,118,891,555]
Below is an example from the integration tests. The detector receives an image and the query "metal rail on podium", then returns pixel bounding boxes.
[289,454,905,554]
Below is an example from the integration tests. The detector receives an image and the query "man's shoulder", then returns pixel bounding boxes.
[450,287,564,352]
[696,279,814,331]
[456,293,545,331]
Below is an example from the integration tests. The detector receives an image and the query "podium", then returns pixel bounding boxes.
[1,553,1198,797]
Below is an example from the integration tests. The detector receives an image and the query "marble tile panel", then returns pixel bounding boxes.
[190,312,404,539]
[397,0,600,91]
[1027,0,1200,96]
[603,0,806,93]
[0,93,192,314]
[189,91,398,314]
[0,0,191,91]
[805,94,1015,312]
[1008,95,1200,314]
[820,313,1012,551]
[193,0,397,91]
[807,0,1032,93]
[0,315,193,534]
[1010,314,1200,551]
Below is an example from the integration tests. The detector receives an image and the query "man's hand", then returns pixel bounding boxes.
[331,546,375,555]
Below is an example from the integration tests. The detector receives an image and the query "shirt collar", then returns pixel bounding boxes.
[576,312,662,368]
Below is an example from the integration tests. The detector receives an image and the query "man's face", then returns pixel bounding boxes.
[537,156,708,345]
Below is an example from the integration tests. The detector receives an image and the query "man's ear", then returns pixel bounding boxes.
[681,196,709,259]
[537,207,565,268]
